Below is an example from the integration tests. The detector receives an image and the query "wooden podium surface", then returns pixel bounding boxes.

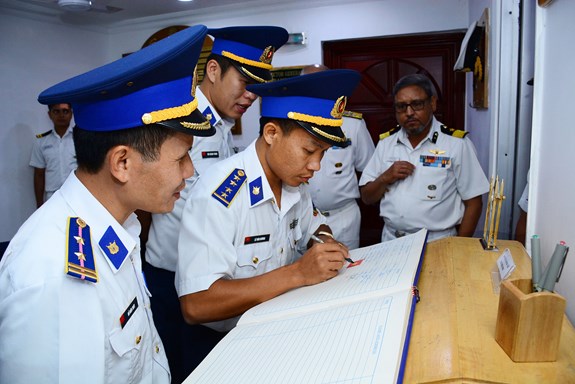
[403,237,575,383]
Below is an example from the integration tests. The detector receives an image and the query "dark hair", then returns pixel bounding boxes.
[258,117,301,137]
[392,74,437,98]
[48,103,72,111]
[203,53,234,79]
[73,124,176,173]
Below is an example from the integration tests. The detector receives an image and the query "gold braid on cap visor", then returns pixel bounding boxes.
[140,98,211,131]
[286,112,346,143]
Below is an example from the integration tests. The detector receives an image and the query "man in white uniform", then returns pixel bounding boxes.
[360,74,488,242]
[30,102,77,207]
[144,26,288,382]
[302,64,375,249]
[176,69,359,367]
[0,25,214,384]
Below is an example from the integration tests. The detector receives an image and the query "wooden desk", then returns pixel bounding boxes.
[403,237,575,383]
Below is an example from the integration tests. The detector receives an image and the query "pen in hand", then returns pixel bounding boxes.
[310,234,355,264]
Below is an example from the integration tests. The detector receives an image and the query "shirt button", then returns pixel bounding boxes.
[155,345,160,353]
[252,256,259,264]
[135,335,142,345]
[280,248,284,254]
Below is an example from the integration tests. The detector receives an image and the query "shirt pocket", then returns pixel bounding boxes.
[107,306,147,384]
[235,242,272,278]
[413,161,450,201]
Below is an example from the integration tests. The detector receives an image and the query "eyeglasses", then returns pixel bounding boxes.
[394,98,428,113]
[50,109,71,116]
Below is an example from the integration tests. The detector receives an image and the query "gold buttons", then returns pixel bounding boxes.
[155,345,160,353]
[252,256,259,264]
[135,335,142,345]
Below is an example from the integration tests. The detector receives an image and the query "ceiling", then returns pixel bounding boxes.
[1,0,311,25]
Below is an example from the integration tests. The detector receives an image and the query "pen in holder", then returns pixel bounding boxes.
[480,176,505,250]
[495,278,566,362]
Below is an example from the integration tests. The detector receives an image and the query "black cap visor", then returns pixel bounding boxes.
[157,108,215,137]
[296,121,349,148]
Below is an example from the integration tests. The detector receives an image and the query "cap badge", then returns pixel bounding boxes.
[260,46,275,64]
[331,96,347,118]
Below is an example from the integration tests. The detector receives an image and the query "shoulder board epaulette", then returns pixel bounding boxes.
[36,130,52,139]
[66,217,98,283]
[343,110,363,120]
[379,126,401,140]
[440,125,468,138]
[212,168,247,208]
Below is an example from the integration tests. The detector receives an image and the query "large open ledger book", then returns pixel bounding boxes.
[184,228,428,384]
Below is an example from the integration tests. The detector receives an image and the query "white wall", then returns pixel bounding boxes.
[530,1,575,321]
[0,0,470,242]
[0,8,109,241]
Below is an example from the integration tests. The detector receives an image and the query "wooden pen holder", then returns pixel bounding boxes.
[495,278,566,362]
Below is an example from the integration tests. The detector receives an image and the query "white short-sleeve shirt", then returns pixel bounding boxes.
[359,117,489,236]
[145,87,236,272]
[308,114,375,211]
[176,141,325,331]
[29,126,77,193]
[0,173,170,384]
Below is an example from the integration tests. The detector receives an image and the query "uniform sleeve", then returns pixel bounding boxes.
[454,137,490,201]
[29,138,46,168]
[353,119,376,172]
[358,139,386,186]
[176,177,242,297]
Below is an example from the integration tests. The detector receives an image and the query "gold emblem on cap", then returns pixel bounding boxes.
[76,218,87,228]
[260,46,275,64]
[106,241,119,255]
[331,96,347,119]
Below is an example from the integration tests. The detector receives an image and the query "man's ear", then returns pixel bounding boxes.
[262,121,281,146]
[430,95,438,112]
[204,59,220,84]
[107,145,132,183]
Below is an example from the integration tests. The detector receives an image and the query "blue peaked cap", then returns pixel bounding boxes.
[38,25,215,136]
[246,69,361,147]
[208,26,288,83]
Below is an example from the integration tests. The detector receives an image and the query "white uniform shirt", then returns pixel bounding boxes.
[308,114,375,211]
[359,118,489,240]
[29,126,77,193]
[145,88,236,272]
[176,141,325,331]
[0,173,170,384]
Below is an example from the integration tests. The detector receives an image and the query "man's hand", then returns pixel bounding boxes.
[384,160,415,183]
[294,241,349,285]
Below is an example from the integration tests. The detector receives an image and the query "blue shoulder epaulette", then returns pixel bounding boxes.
[66,217,98,283]
[212,168,247,208]
[440,124,468,138]
[379,125,401,140]
[36,130,52,139]
[343,110,363,120]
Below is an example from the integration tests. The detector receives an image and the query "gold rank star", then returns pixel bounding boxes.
[75,252,86,261]
[74,236,84,245]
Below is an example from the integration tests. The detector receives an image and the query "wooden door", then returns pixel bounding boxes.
[323,31,467,246]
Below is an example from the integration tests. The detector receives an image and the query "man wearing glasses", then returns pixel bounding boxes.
[30,103,76,207]
[359,74,488,242]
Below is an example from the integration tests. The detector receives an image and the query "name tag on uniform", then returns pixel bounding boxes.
[120,297,138,328]
[244,234,270,245]
[202,151,219,158]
